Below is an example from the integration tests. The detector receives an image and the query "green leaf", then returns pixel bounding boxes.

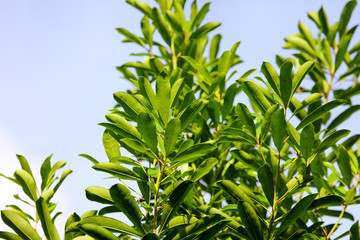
[1,210,42,240]
[300,124,315,160]
[258,164,274,206]
[104,113,141,140]
[191,22,221,39]
[291,93,322,119]
[237,201,263,240]
[152,8,171,45]
[80,216,143,238]
[314,129,350,155]
[113,92,145,121]
[170,78,184,108]
[210,34,222,62]
[178,99,206,130]
[335,32,353,70]
[222,83,238,119]
[261,62,280,96]
[192,221,229,240]
[110,184,145,234]
[190,158,218,181]
[156,72,171,124]
[345,187,356,204]
[78,224,118,240]
[276,194,317,237]
[142,233,160,240]
[166,11,183,34]
[317,209,354,220]
[103,130,120,160]
[172,143,216,168]
[235,103,256,138]
[308,195,344,210]
[338,1,357,37]
[36,197,60,240]
[286,122,301,151]
[16,155,34,179]
[164,117,181,156]
[14,170,37,201]
[259,105,278,144]
[280,61,293,107]
[271,108,287,151]
[93,162,143,181]
[298,21,316,50]
[338,146,353,187]
[326,105,360,135]
[125,0,152,17]
[53,169,72,193]
[190,2,211,30]
[284,36,316,58]
[79,154,99,164]
[296,100,347,130]
[120,138,149,154]
[291,61,314,97]
[240,79,273,114]
[0,232,23,240]
[318,7,329,36]
[350,220,359,240]
[137,112,158,154]
[116,28,144,46]
[40,155,52,191]
[160,180,195,232]
[85,186,114,205]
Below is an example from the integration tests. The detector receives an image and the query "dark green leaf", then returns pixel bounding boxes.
[314,129,350,155]
[235,103,256,138]
[326,105,360,135]
[338,1,357,37]
[78,223,118,240]
[291,93,322,119]
[240,79,273,114]
[296,100,347,130]
[237,201,263,240]
[160,180,195,232]
[280,61,293,107]
[335,32,353,70]
[190,158,218,181]
[178,99,206,130]
[143,233,160,240]
[276,194,317,237]
[53,169,72,193]
[260,105,278,144]
[350,220,359,240]
[258,164,274,206]
[164,117,181,156]
[137,112,158,154]
[152,8,171,45]
[261,62,280,96]
[113,92,145,120]
[271,108,287,151]
[300,124,315,160]
[156,72,171,124]
[172,143,216,168]
[338,145,353,187]
[308,195,344,210]
[191,22,221,39]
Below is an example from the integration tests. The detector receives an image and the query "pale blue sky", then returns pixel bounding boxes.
[0,0,359,237]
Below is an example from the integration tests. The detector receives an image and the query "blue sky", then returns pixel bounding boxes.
[1,0,359,237]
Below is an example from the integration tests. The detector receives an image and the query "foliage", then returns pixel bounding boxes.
[1,0,360,240]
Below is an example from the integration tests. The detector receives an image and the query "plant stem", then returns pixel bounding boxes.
[153,156,167,233]
[326,205,347,239]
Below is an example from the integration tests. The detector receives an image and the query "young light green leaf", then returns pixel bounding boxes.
[104,113,141,140]
[210,34,222,61]
[280,61,293,107]
[190,2,211,30]
[0,231,23,240]
[298,21,316,50]
[120,138,149,154]
[40,154,52,191]
[53,169,72,193]
[296,100,347,130]
[237,201,263,240]
[137,112,158,154]
[79,154,99,164]
[77,224,118,240]
[85,186,114,205]
[300,124,315,160]
[14,170,37,201]
[93,162,143,181]
[261,62,280,96]
[160,180,195,232]
[165,11,183,34]
[156,72,171,124]
[1,210,42,240]
[271,108,287,151]
[276,194,317,237]
[116,28,144,46]
[152,8,171,45]
[286,122,301,151]
[164,117,181,156]
[338,145,353,187]
[125,0,152,17]
[190,158,218,181]
[190,22,221,39]
[103,130,120,160]
[36,197,60,240]
[16,155,34,179]
[110,184,145,234]
[80,216,143,238]
[335,32,353,71]
[284,36,316,58]
[291,93,322,119]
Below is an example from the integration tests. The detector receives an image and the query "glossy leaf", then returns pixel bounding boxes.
[217,180,256,210]
[240,79,273,114]
[0,232,23,240]
[36,197,60,240]
[164,117,181,156]
[296,100,347,130]
[190,158,218,181]
[113,92,145,120]
[137,112,158,154]
[80,216,143,238]
[258,164,274,206]
[156,72,171,124]
[78,224,118,240]
[1,210,41,240]
[93,162,143,181]
[237,201,263,240]
[271,108,287,151]
[300,124,315,160]
[291,61,314,97]
[14,170,37,201]
[261,62,280,96]
[280,61,293,107]
[291,93,322,119]
[160,180,195,232]
[235,103,256,138]
[178,99,206,130]
[103,130,120,160]
[259,104,278,144]
[276,194,317,237]
[110,184,145,234]
[338,146,353,187]
[314,129,350,155]
[40,155,52,191]
[171,143,216,168]
[85,186,114,205]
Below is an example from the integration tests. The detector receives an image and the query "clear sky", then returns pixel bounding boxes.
[1,0,359,237]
